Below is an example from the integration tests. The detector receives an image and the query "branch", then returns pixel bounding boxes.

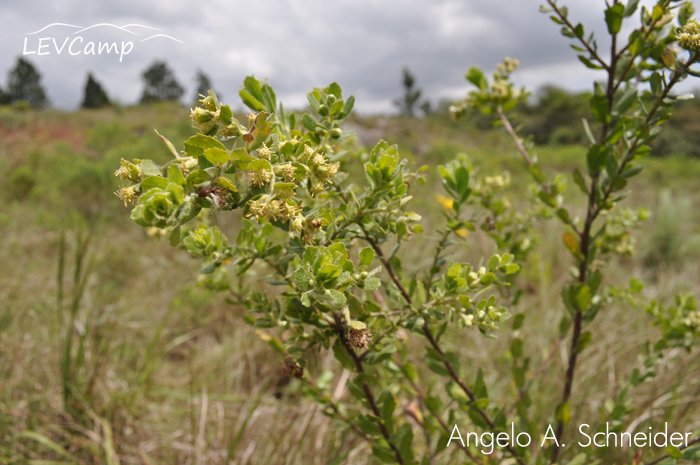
[333,314,405,464]
[645,436,700,465]
[362,233,527,465]
[547,0,610,70]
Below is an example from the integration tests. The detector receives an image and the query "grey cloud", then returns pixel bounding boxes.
[0,0,685,113]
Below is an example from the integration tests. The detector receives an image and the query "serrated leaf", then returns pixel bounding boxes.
[184,134,226,158]
[204,147,229,166]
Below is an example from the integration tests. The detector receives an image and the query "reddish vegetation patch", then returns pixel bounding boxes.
[0,121,86,153]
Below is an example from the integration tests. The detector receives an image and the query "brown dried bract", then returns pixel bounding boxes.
[346,327,372,349]
[282,359,303,379]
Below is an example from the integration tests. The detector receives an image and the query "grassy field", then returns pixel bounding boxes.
[1,103,700,464]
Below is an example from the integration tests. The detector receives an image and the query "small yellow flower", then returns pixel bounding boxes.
[455,228,469,238]
[435,194,454,210]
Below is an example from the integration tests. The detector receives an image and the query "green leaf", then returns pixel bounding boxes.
[445,381,470,404]
[556,208,572,224]
[215,176,237,192]
[604,3,624,34]
[139,159,162,176]
[538,190,558,208]
[590,94,611,123]
[578,55,605,70]
[261,84,277,113]
[479,273,497,285]
[555,402,572,425]
[169,226,181,247]
[563,232,584,261]
[363,278,381,291]
[154,129,180,159]
[204,147,229,166]
[167,164,186,187]
[327,289,347,309]
[465,67,487,90]
[184,134,226,158]
[576,331,592,353]
[302,113,315,131]
[186,169,211,187]
[339,95,355,119]
[614,87,638,114]
[246,112,271,152]
[239,90,265,112]
[359,247,375,268]
[586,144,608,174]
[219,105,233,125]
[332,337,356,370]
[571,284,591,312]
[573,168,588,194]
[141,176,168,191]
[650,72,662,97]
[624,0,639,17]
[581,118,596,144]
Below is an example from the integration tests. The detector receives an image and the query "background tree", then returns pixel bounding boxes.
[139,61,184,104]
[394,67,426,117]
[6,57,49,108]
[193,69,219,105]
[80,72,110,109]
[0,87,9,105]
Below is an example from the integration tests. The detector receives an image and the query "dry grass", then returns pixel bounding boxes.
[1,105,699,464]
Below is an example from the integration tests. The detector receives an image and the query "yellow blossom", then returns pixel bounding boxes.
[435,194,454,210]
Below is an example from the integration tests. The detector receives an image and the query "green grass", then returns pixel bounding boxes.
[1,105,700,464]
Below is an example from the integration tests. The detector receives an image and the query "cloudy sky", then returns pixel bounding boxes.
[0,0,691,113]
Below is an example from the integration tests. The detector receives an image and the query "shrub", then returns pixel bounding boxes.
[114,2,700,463]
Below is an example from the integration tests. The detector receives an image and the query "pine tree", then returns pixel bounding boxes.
[139,61,184,104]
[6,57,49,108]
[193,70,220,105]
[393,67,423,117]
[81,73,110,108]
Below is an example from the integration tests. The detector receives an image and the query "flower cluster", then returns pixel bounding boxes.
[676,19,700,51]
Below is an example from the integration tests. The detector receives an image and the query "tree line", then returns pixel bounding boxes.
[2,57,699,156]
[0,57,218,109]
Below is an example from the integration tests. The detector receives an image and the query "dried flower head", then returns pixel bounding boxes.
[257,142,272,160]
[262,199,282,220]
[677,19,700,50]
[346,321,372,349]
[246,199,264,219]
[290,214,304,233]
[279,163,297,182]
[115,186,138,206]
[310,182,326,197]
[178,157,198,177]
[282,359,304,379]
[250,168,271,187]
